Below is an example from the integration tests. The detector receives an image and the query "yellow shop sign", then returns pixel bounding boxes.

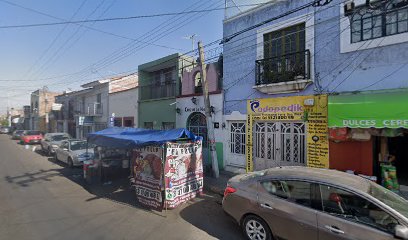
[246,95,329,172]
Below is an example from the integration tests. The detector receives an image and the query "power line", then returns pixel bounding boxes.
[356,63,408,91]
[19,0,89,79]
[0,0,186,53]
[221,0,333,43]
[61,1,338,89]
[2,0,348,99]
[328,39,386,93]
[1,2,340,92]
[40,0,221,87]
[1,1,328,86]
[0,4,271,29]
[0,0,218,93]
[29,0,111,80]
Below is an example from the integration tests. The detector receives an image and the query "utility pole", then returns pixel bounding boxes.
[6,92,10,127]
[198,41,219,178]
[43,86,49,133]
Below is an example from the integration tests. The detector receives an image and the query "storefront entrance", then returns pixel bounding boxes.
[328,90,408,191]
[388,133,408,185]
[254,121,307,170]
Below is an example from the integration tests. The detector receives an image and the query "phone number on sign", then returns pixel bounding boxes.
[167,178,203,199]
[136,186,162,202]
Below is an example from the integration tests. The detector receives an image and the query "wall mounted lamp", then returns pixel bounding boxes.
[191,97,197,105]
[210,106,215,114]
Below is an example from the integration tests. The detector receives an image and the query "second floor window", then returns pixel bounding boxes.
[351,0,408,43]
[263,23,305,59]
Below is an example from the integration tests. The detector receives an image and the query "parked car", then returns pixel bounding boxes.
[40,133,71,156]
[222,167,408,240]
[54,139,94,167]
[0,127,11,134]
[12,130,25,140]
[20,130,43,144]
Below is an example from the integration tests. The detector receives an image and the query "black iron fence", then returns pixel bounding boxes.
[255,49,310,85]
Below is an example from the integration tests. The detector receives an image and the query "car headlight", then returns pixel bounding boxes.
[52,145,59,149]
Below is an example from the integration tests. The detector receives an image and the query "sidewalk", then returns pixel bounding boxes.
[204,170,238,196]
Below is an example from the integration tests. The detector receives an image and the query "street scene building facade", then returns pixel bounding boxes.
[176,62,224,171]
[222,0,328,172]
[3,1,408,239]
[29,89,60,132]
[318,0,408,187]
[138,53,192,130]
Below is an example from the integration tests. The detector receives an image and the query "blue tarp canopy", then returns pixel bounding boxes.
[87,127,202,149]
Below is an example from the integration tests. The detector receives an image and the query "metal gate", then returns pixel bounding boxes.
[254,122,306,170]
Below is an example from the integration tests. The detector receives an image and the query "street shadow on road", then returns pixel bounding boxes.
[179,195,244,240]
[5,148,166,217]
[3,165,165,216]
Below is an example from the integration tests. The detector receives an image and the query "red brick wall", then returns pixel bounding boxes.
[329,139,374,176]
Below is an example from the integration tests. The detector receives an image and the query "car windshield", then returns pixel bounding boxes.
[26,131,41,135]
[70,141,94,151]
[15,131,24,134]
[51,135,70,141]
[369,182,408,219]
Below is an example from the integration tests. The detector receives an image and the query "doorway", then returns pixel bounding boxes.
[388,133,408,186]
[254,121,307,170]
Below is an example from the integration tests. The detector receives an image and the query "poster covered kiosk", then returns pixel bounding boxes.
[87,128,204,211]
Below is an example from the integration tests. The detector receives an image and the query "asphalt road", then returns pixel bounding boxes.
[0,134,243,240]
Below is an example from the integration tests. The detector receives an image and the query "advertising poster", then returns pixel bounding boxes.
[164,141,203,209]
[246,95,329,172]
[133,146,163,210]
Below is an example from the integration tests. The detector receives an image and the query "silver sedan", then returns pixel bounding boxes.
[54,139,94,168]
[223,167,408,240]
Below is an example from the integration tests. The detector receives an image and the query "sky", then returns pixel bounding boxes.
[0,0,229,114]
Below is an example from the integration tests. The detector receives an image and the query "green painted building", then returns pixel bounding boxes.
[138,53,192,129]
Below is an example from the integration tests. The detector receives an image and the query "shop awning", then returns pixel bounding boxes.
[328,91,408,129]
[87,127,202,149]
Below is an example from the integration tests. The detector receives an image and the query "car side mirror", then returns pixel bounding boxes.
[395,225,408,239]
[63,148,68,151]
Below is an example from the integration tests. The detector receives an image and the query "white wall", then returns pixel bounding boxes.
[83,84,109,123]
[109,88,138,127]
[176,94,223,133]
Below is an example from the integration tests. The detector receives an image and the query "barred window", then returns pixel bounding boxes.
[351,1,408,43]
[230,122,246,155]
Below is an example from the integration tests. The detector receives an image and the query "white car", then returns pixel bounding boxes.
[54,139,94,167]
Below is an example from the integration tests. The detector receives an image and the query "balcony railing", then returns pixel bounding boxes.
[75,103,103,116]
[140,82,176,100]
[255,49,310,86]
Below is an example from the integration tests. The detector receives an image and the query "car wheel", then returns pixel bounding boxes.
[67,158,74,168]
[47,147,53,156]
[243,215,272,240]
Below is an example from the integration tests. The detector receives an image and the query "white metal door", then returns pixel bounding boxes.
[227,121,246,167]
[254,122,306,170]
